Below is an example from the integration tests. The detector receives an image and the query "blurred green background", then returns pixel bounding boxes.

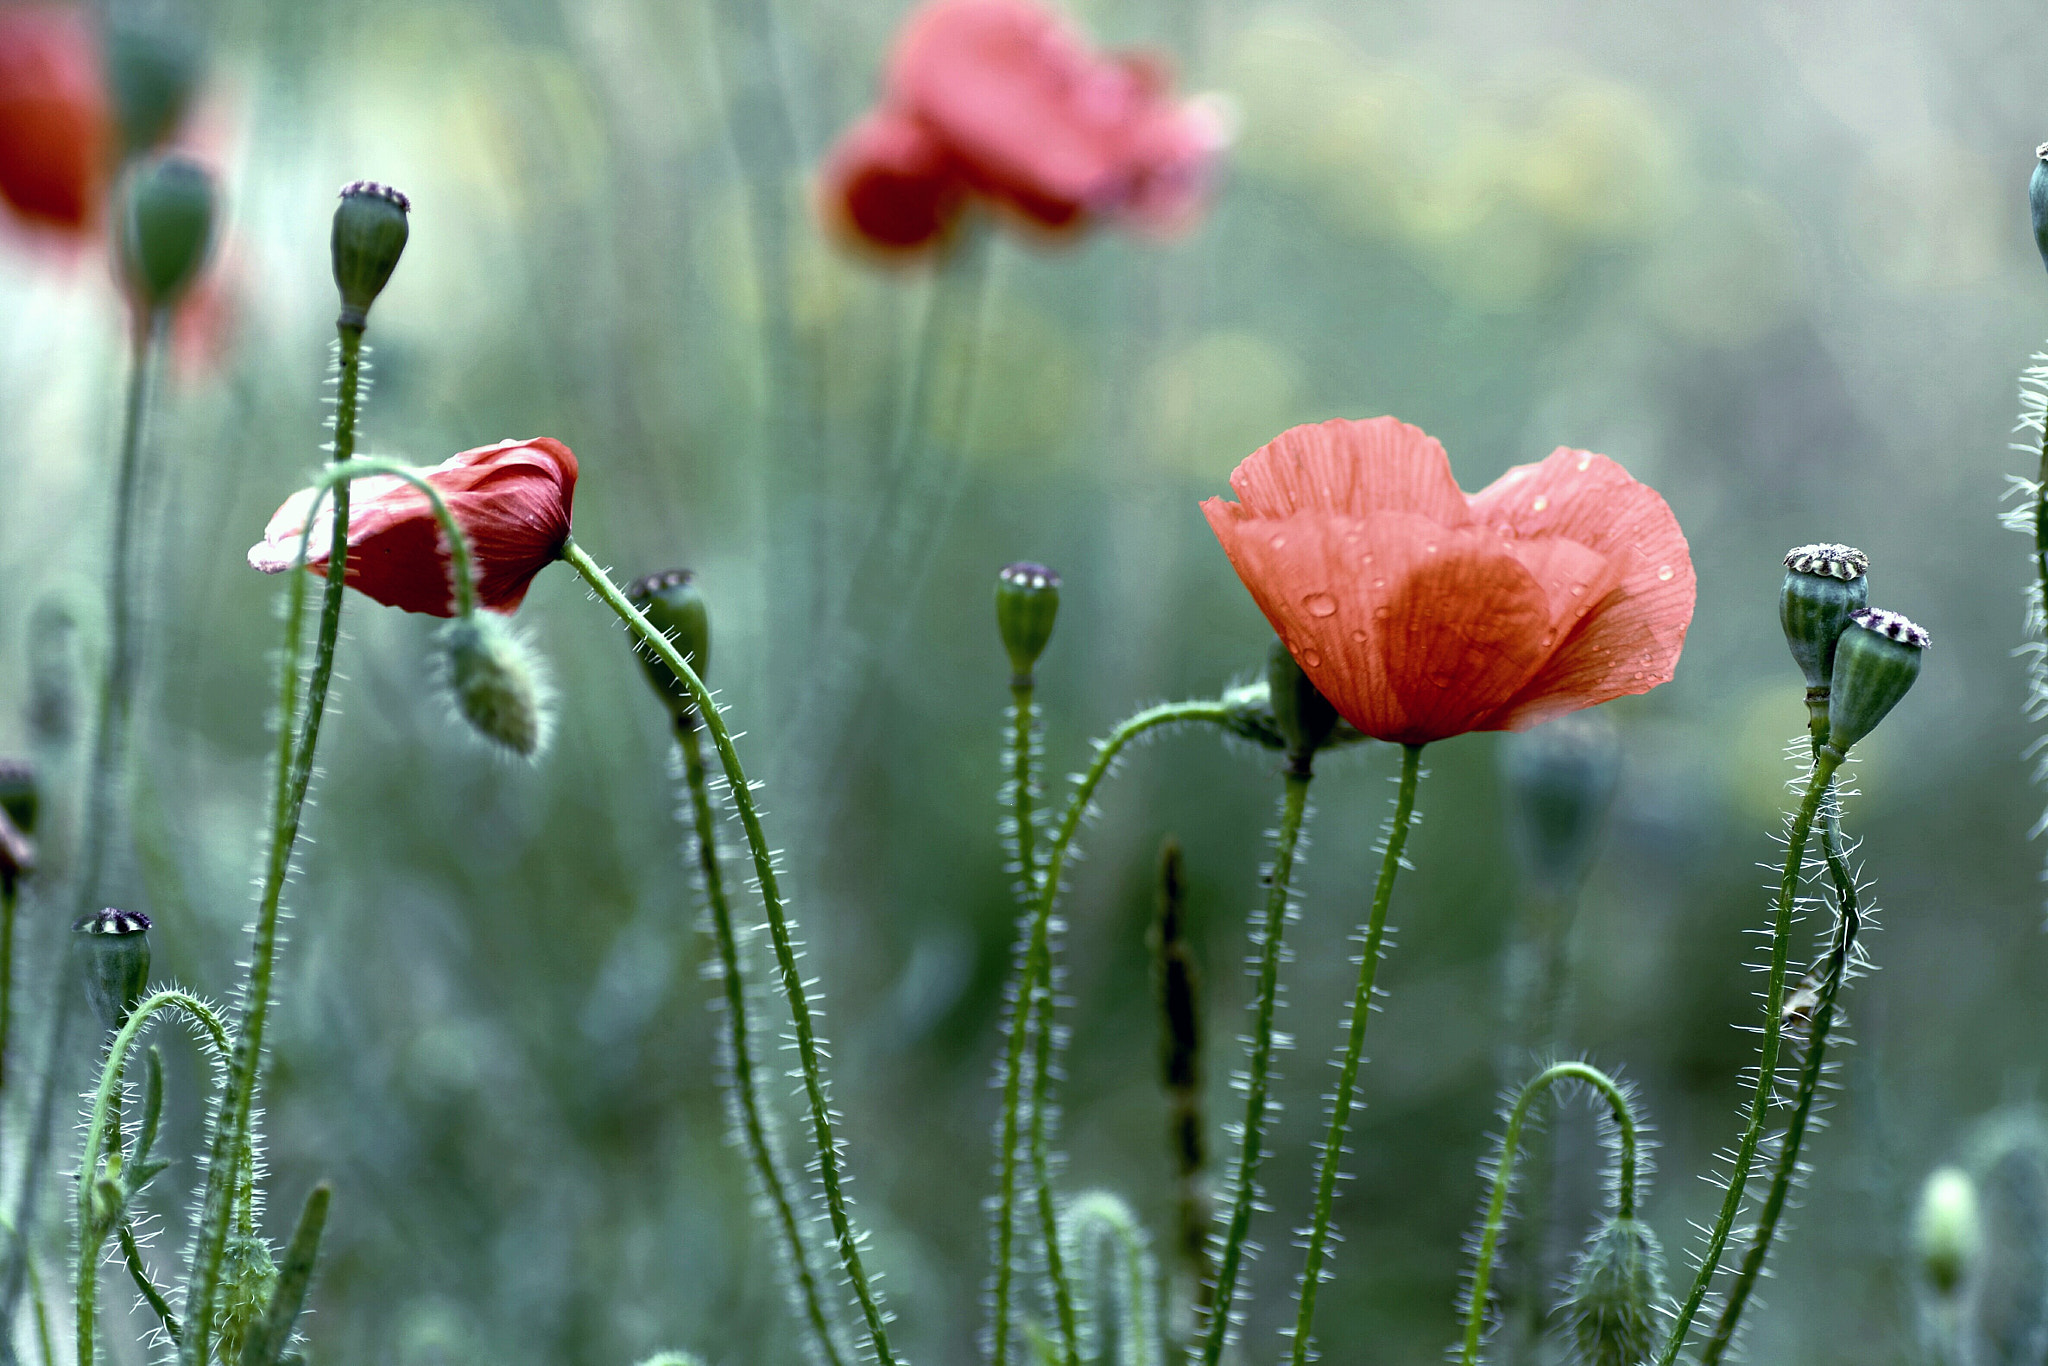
[2,0,2045,1362]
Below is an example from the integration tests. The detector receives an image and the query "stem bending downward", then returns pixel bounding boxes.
[566,541,899,1366]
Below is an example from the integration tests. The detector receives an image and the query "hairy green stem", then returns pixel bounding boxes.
[1289,743,1424,1362]
[185,323,364,1366]
[992,700,1233,1365]
[1658,749,1842,1364]
[0,877,14,1092]
[118,1222,180,1345]
[1698,770,1864,1364]
[1460,1062,1640,1366]
[1199,766,1315,1366]
[565,540,899,1366]
[677,719,847,1366]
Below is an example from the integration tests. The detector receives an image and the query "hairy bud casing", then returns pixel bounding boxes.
[441,612,550,757]
[1564,1216,1667,1366]
[996,562,1060,682]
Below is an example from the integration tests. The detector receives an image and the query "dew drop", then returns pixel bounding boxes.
[1350,629,1368,643]
[1301,648,1323,668]
[1371,577,1386,589]
[1423,542,1439,555]
[1373,606,1391,621]
[1576,453,1592,471]
[1532,495,1549,512]
[1656,564,1675,581]
[1304,591,1338,618]
[1271,534,1287,549]
[1568,583,1585,597]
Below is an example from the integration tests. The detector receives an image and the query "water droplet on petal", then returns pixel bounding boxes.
[1350,629,1368,643]
[1576,453,1592,471]
[1373,606,1390,621]
[1271,534,1287,549]
[1370,577,1386,590]
[1423,542,1439,555]
[1532,495,1549,512]
[1569,583,1585,597]
[1301,648,1322,668]
[1303,592,1338,618]
[1657,565,1675,581]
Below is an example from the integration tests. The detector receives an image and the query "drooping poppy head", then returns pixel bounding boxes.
[1203,417,1694,746]
[248,438,579,617]
[821,0,1228,254]
[0,5,112,234]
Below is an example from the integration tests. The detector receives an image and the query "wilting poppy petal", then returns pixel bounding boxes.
[1207,418,1694,744]
[0,6,111,234]
[249,438,579,617]
[818,108,967,253]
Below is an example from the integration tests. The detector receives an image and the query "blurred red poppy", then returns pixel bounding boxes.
[0,5,111,234]
[821,0,1228,254]
[1204,417,1695,745]
[248,439,580,617]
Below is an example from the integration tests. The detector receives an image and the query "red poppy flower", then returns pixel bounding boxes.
[820,0,1228,253]
[1204,417,1694,745]
[248,438,578,617]
[0,5,111,234]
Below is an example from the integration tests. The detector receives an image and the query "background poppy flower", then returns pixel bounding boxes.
[0,5,111,234]
[820,0,1228,253]
[1203,417,1694,745]
[248,438,579,617]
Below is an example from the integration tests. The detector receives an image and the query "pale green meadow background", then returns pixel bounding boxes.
[0,0,2043,1362]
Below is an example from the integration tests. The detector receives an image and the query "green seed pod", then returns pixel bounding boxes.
[1826,608,1928,757]
[73,908,152,1033]
[214,1234,279,1366]
[1914,1166,1982,1299]
[0,758,36,835]
[441,612,551,757]
[1501,711,1621,897]
[2033,145,2048,278]
[332,180,411,329]
[119,152,216,314]
[1268,638,1337,764]
[626,569,711,721]
[1780,543,1869,693]
[996,562,1061,683]
[106,19,201,158]
[1563,1215,1667,1366]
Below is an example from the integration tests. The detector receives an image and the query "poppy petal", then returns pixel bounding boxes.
[1227,417,1469,526]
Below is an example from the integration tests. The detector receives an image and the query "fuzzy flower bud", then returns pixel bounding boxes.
[332,179,410,329]
[1267,637,1337,764]
[1501,711,1621,897]
[1780,543,1869,690]
[2033,145,2048,278]
[214,1234,279,1366]
[996,562,1060,682]
[1563,1215,1668,1366]
[441,612,551,757]
[73,908,151,1033]
[626,569,711,722]
[1913,1166,1982,1299]
[119,151,215,313]
[1826,608,1928,757]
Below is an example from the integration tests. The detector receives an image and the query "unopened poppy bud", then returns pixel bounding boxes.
[626,569,711,721]
[1913,1166,1981,1299]
[73,908,152,1033]
[1563,1215,1667,1366]
[1268,638,1337,765]
[0,758,36,834]
[440,612,551,757]
[996,562,1060,683]
[120,152,216,313]
[2033,145,2048,278]
[1501,711,1621,897]
[106,19,201,158]
[332,179,411,329]
[1826,608,1928,757]
[214,1233,279,1366]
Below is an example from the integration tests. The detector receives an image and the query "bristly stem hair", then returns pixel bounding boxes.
[565,541,900,1366]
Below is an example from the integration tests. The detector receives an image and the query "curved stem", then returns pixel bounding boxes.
[564,540,900,1366]
[184,322,364,1366]
[992,700,1234,1364]
[1658,749,1842,1364]
[1459,1062,1640,1366]
[300,456,476,616]
[1289,742,1424,1363]
[1698,774,1863,1364]
[1198,766,1315,1366]
[677,720,847,1366]
[119,1221,180,1345]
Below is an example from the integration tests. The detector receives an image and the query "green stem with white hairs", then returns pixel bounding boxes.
[1459,1062,1640,1366]
[1289,742,1424,1364]
[564,541,899,1366]
[1658,748,1842,1364]
[993,700,1234,1365]
[1199,765,1315,1366]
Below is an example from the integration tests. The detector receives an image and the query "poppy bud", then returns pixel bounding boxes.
[1501,711,1621,898]
[1562,1215,1667,1366]
[214,1233,279,1366]
[0,757,36,834]
[1913,1166,1981,1299]
[332,179,410,329]
[1268,638,1337,765]
[625,569,711,721]
[2033,145,2048,278]
[73,908,151,1033]
[119,151,216,313]
[1825,608,1928,757]
[996,562,1060,683]
[440,612,551,757]
[106,18,200,158]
